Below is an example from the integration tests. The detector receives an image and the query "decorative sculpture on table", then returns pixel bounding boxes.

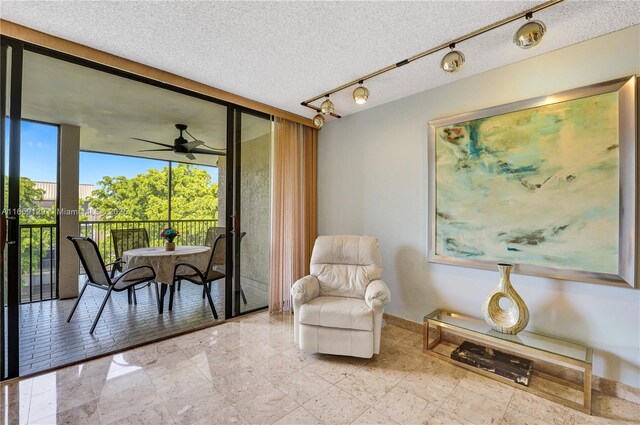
[482,263,529,335]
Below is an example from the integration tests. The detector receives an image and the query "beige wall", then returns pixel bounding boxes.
[317,25,640,387]
[217,134,271,286]
[58,124,80,299]
[240,133,271,285]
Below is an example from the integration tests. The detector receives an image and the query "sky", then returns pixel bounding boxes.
[11,120,218,185]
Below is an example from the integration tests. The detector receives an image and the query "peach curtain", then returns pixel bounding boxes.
[269,117,317,313]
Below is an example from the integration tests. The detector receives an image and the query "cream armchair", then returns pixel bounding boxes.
[291,235,391,358]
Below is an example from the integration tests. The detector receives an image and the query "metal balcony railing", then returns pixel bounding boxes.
[20,223,57,303]
[18,219,217,303]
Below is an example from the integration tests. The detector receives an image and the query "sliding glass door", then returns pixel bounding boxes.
[1,39,23,380]
[226,110,271,316]
[0,36,274,380]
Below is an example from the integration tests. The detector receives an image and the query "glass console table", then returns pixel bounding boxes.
[424,309,592,414]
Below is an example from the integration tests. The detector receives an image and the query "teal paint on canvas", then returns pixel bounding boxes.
[435,92,619,274]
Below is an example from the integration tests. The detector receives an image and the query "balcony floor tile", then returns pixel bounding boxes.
[15,276,268,376]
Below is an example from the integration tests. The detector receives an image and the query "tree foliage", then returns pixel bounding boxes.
[4,177,57,286]
[87,163,218,221]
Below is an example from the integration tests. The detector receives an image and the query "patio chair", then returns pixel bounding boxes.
[177,226,248,305]
[111,228,151,302]
[172,233,225,318]
[66,235,157,334]
[111,228,150,268]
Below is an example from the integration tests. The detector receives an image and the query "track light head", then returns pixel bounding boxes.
[313,113,325,129]
[320,97,335,115]
[353,83,369,105]
[441,44,465,73]
[514,13,546,49]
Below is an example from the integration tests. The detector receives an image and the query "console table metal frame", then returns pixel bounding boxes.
[423,310,592,414]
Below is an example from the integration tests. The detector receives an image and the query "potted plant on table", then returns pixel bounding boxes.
[160,227,179,251]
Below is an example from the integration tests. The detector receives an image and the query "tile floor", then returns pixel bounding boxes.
[2,312,639,425]
[18,276,268,375]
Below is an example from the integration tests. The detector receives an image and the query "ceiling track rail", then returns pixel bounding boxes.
[301,0,564,117]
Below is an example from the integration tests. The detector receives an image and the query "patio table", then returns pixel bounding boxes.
[122,245,210,313]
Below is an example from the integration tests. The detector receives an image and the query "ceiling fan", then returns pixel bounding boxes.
[132,123,226,161]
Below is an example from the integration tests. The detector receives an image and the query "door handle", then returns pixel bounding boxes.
[3,214,18,247]
[0,213,5,254]
[230,214,238,235]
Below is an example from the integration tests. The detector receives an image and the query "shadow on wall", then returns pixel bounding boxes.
[597,348,638,388]
[534,279,629,384]
[394,245,444,321]
[534,280,589,342]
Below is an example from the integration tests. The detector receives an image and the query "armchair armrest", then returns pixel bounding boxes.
[291,275,320,309]
[365,279,390,313]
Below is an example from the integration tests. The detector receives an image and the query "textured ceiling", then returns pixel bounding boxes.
[2,1,640,122]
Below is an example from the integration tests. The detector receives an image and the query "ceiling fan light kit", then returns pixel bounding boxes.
[133,123,226,161]
[303,0,560,128]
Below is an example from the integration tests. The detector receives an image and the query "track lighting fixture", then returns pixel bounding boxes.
[320,97,335,115]
[352,82,369,104]
[301,0,562,124]
[514,12,547,49]
[313,113,325,129]
[440,44,465,73]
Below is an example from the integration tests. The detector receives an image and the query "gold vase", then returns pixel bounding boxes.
[482,263,529,335]
[165,241,176,251]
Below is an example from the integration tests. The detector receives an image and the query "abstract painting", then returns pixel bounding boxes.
[428,77,637,287]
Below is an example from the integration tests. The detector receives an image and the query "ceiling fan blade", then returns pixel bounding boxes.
[185,152,197,160]
[183,141,204,151]
[131,137,174,148]
[203,144,226,151]
[191,147,226,156]
[138,148,174,152]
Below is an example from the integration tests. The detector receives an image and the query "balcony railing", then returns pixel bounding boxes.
[19,219,218,304]
[20,223,57,304]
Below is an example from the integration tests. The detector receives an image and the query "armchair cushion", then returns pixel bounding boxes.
[299,296,373,331]
[310,235,382,298]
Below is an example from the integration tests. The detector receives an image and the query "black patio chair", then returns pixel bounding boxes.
[66,235,157,334]
[111,228,152,299]
[171,233,225,319]
[111,228,150,270]
[177,227,247,305]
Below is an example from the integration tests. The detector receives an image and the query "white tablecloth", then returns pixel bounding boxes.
[122,245,210,285]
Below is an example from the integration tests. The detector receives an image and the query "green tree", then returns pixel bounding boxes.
[85,164,218,254]
[4,177,57,289]
[4,176,49,214]
[170,164,218,220]
[87,164,218,221]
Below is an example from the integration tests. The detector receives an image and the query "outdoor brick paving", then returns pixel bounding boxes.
[17,277,268,375]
